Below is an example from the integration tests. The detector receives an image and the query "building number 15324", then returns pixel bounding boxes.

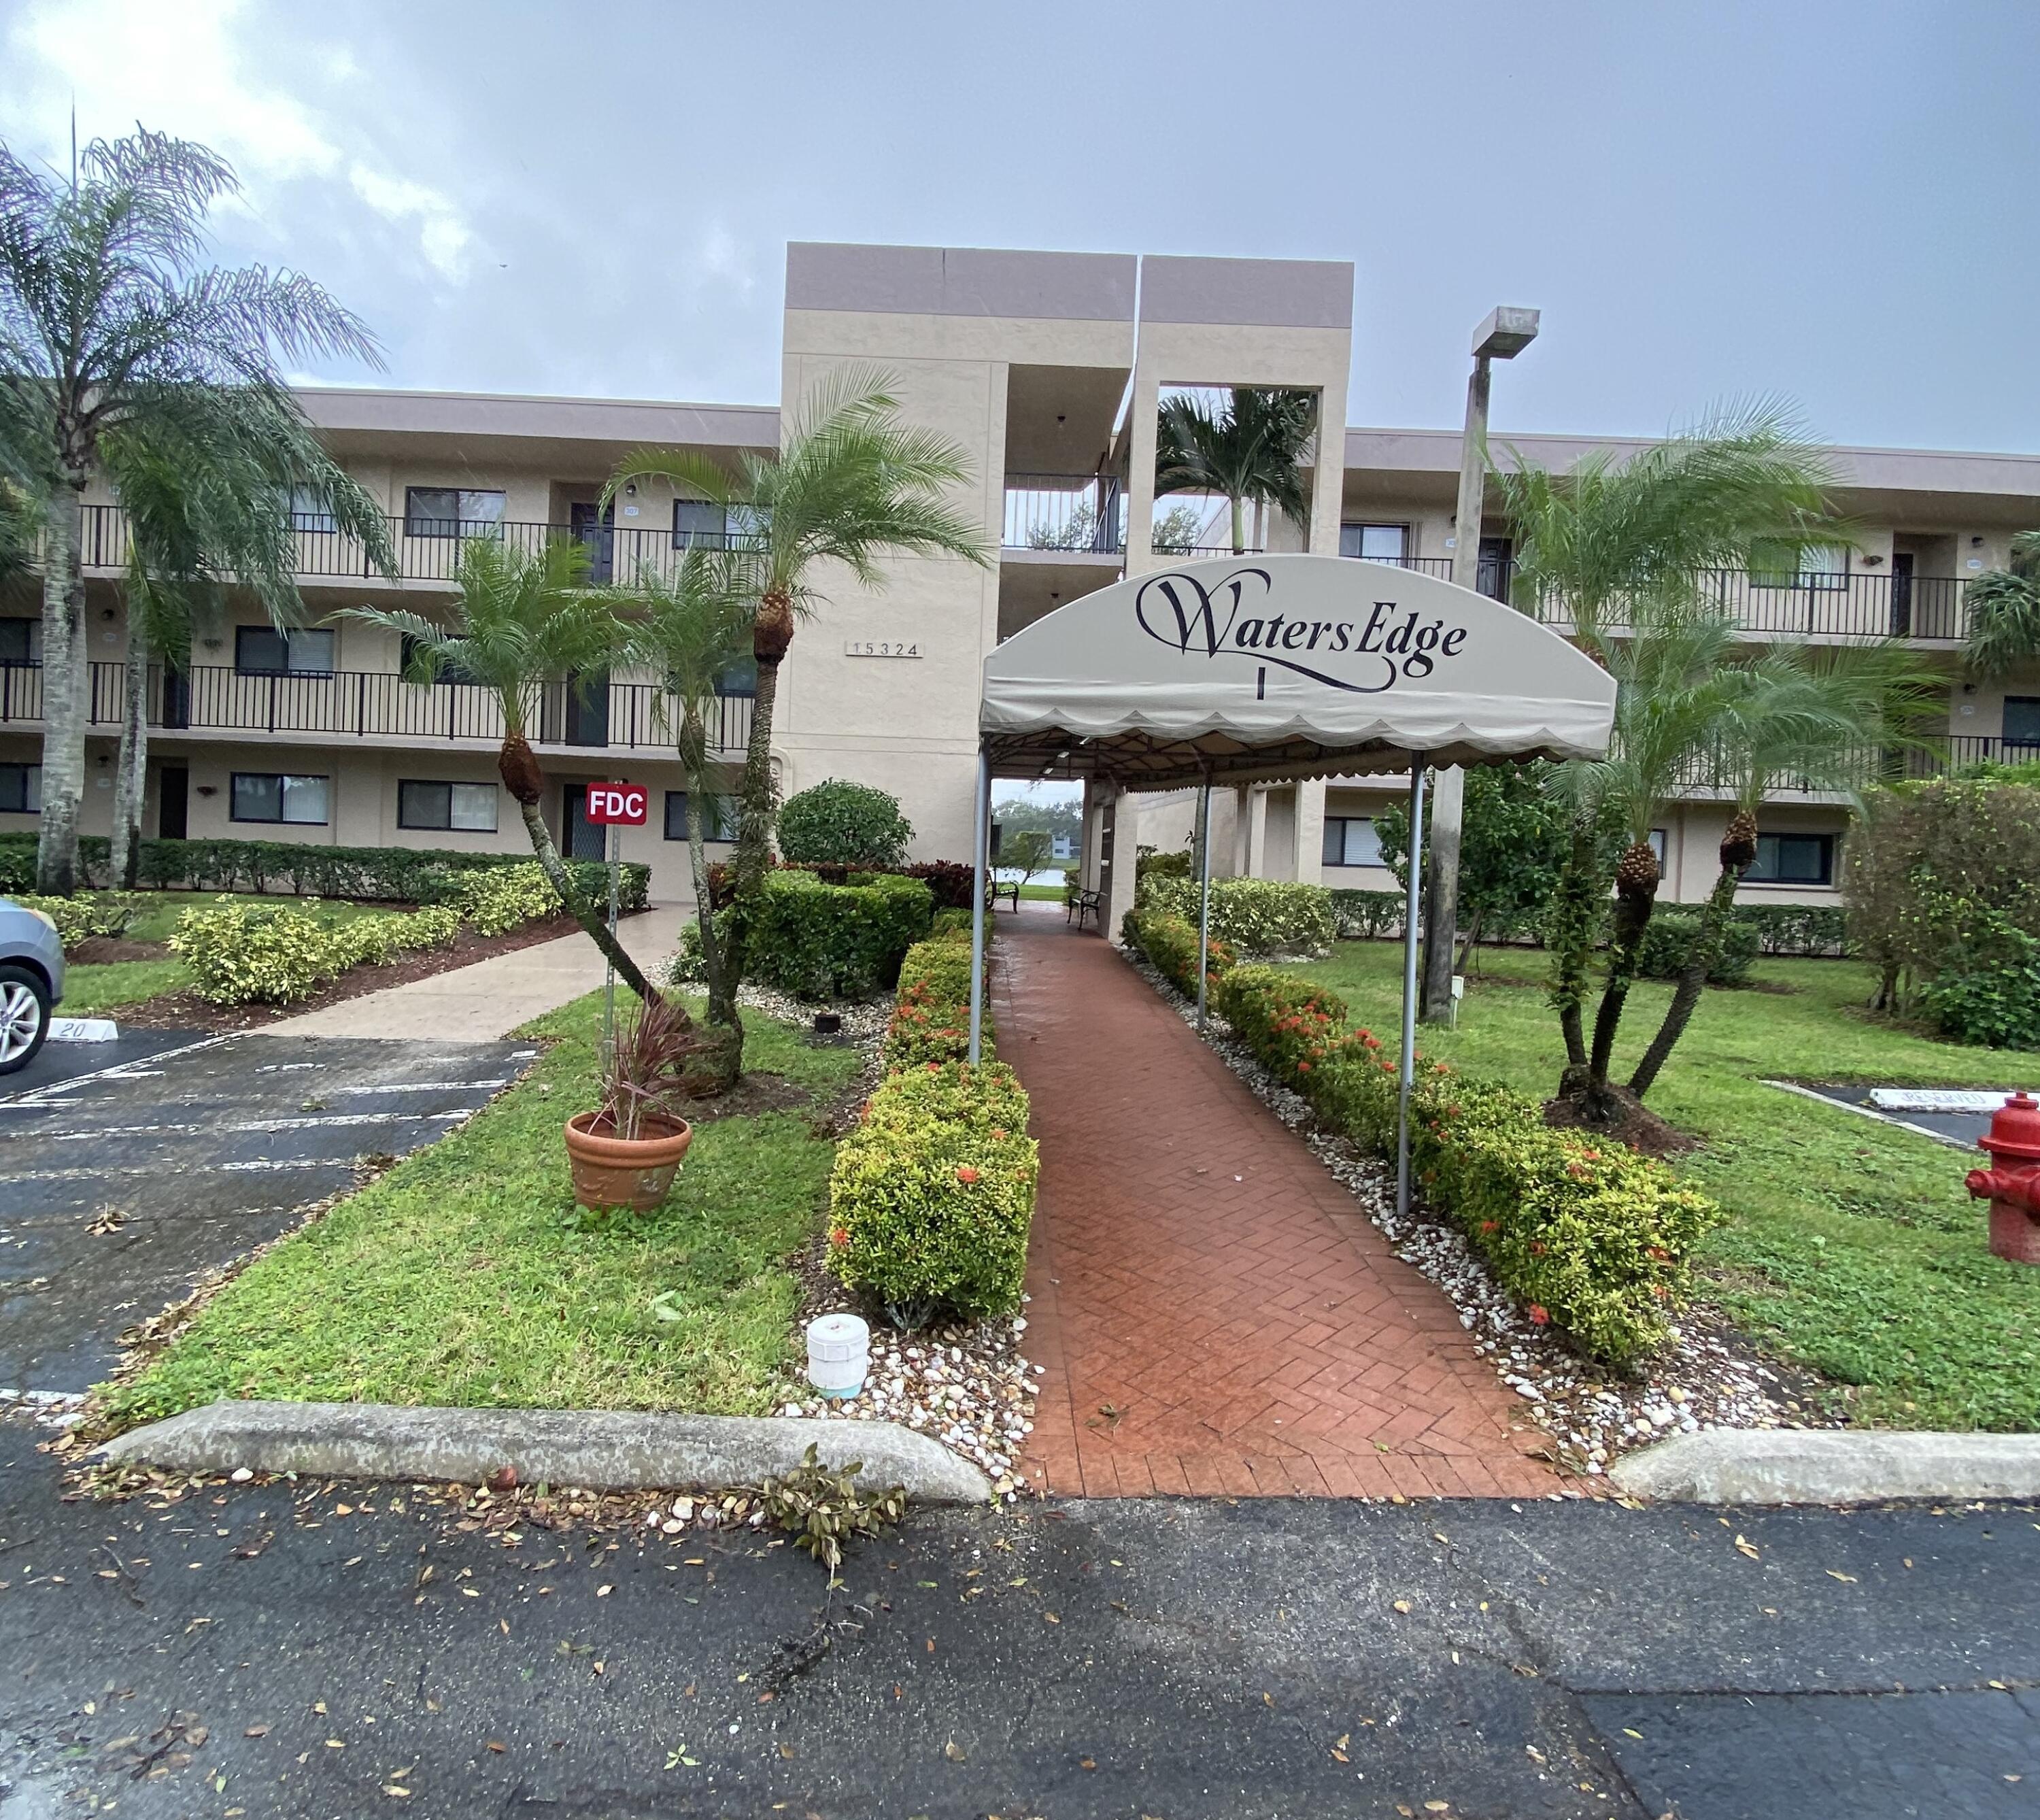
[844,639,922,658]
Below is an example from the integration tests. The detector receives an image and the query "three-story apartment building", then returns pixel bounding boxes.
[4,240,2037,912]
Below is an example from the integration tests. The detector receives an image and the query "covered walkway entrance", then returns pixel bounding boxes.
[1000,908,1556,1500]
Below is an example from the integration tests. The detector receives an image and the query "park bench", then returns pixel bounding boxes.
[1066,886,1103,930]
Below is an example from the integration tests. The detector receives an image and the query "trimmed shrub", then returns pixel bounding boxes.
[745,869,934,1000]
[1737,903,1849,958]
[1207,964,1722,1366]
[1136,847,1193,879]
[1121,907,1237,998]
[171,901,341,1005]
[929,905,994,943]
[828,1060,1038,1325]
[15,891,141,952]
[777,779,915,871]
[1137,875,1336,956]
[1637,910,1760,987]
[0,832,648,912]
[451,862,560,936]
[1327,888,1404,941]
[1917,909,2040,1049]
[882,935,987,1070]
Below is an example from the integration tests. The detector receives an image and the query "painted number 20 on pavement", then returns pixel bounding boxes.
[585,782,647,825]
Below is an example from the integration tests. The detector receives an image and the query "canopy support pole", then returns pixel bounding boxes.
[1396,754,1429,1223]
[968,745,991,1064]
[1195,777,1213,1030]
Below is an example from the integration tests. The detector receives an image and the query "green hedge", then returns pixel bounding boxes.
[1208,964,1721,1366]
[14,891,141,953]
[1136,874,1336,955]
[1121,906,1238,998]
[828,1060,1038,1326]
[172,898,466,1005]
[1637,910,1760,987]
[0,833,647,913]
[1737,903,1850,958]
[744,869,934,1000]
[1327,888,1405,941]
[882,935,981,1071]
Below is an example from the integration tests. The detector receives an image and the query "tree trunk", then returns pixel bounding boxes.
[1629,813,1753,1100]
[110,616,150,890]
[1229,494,1246,556]
[724,598,789,990]
[1546,814,1603,1069]
[680,706,742,1092]
[36,480,89,895]
[1584,841,1661,1095]
[515,794,658,1002]
[1454,910,1485,978]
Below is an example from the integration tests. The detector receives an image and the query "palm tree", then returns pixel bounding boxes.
[602,368,990,1041]
[1962,530,2040,680]
[100,417,380,885]
[1623,641,1939,1099]
[344,537,658,1002]
[618,547,754,1085]
[1154,387,1315,555]
[0,127,389,892]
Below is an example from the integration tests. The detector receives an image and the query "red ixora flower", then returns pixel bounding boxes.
[1478,1219,1499,1233]
[990,1128,1008,1141]
[955,1165,981,1185]
[828,1226,849,1249]
[1527,1304,1550,1326]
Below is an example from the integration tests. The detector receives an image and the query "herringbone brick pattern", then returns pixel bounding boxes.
[996,910,1557,1500]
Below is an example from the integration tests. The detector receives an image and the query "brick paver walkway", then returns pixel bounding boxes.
[996,909,1558,1500]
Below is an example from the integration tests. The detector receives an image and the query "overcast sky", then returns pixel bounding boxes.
[4,0,2035,453]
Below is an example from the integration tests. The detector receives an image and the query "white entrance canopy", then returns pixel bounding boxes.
[963,554,1616,1221]
[981,555,1616,788]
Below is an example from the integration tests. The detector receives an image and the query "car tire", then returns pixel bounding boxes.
[0,964,51,1075]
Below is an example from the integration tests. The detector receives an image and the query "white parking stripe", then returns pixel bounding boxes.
[10,1158,354,1182]
[35,1110,474,1143]
[329,1079,513,1094]
[0,1034,232,1105]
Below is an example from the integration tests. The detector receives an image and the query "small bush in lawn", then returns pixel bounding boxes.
[1918,909,2040,1049]
[1120,907,1236,998]
[777,779,915,871]
[452,862,560,936]
[828,1061,1037,1326]
[16,891,141,953]
[1137,875,1336,956]
[747,870,933,1000]
[171,900,337,1005]
[1327,888,1404,941]
[1210,964,1720,1366]
[882,937,987,1070]
[1637,910,1759,986]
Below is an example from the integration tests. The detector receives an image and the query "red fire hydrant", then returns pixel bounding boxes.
[1966,1090,2040,1265]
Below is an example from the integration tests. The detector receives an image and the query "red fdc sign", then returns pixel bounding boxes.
[585,781,647,826]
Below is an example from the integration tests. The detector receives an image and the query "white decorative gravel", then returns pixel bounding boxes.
[1121,949,1823,1478]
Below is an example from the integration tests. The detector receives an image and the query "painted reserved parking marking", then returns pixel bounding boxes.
[32,1109,479,1143]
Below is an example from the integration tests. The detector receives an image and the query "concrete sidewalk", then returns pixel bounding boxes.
[252,903,688,1042]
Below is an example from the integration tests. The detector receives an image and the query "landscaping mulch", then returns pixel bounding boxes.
[114,913,590,1031]
[1544,1083,1699,1158]
[69,935,169,965]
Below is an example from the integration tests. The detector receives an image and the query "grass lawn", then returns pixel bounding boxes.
[1287,941,2040,1432]
[101,992,861,1431]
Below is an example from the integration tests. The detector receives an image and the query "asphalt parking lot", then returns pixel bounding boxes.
[0,1032,526,1396]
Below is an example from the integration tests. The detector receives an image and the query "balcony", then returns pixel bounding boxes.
[1671,732,2036,798]
[58,504,763,591]
[1001,475,1125,556]
[0,660,752,755]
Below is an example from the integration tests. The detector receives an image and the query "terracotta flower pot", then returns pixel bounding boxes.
[563,1109,694,1212]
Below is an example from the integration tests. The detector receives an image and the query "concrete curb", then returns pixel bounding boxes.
[97,1400,993,1504]
[1611,1430,2040,1505]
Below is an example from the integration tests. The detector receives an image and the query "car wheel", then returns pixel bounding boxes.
[0,965,51,1075]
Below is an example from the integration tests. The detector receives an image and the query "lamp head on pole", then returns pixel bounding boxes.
[1472,305,1540,361]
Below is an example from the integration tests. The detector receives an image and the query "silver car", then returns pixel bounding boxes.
[0,898,65,1074]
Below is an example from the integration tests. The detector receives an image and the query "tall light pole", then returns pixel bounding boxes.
[1421,305,1539,1024]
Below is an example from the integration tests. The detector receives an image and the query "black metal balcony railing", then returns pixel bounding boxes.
[0,660,752,754]
[1002,475,1126,556]
[61,503,765,590]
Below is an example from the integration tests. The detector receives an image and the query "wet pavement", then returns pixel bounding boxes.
[0,1033,524,1396]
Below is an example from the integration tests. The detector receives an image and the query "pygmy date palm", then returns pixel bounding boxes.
[345,537,657,1001]
[1154,387,1315,556]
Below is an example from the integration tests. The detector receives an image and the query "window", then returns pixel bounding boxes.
[231,772,330,825]
[2003,696,2040,751]
[235,626,335,675]
[0,618,40,664]
[672,499,766,549]
[0,761,40,814]
[1649,827,1669,867]
[398,632,479,686]
[664,790,736,842]
[404,487,507,538]
[1746,831,1834,886]
[397,780,498,832]
[1340,523,1408,563]
[1750,539,1849,591]
[288,483,337,535]
[715,656,758,698]
[1321,815,1383,867]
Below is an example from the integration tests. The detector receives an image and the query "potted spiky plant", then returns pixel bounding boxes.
[564,994,696,1211]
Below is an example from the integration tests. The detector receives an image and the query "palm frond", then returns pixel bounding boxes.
[1962,564,2040,681]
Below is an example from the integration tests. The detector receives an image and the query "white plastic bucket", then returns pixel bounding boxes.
[806,1312,870,1400]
